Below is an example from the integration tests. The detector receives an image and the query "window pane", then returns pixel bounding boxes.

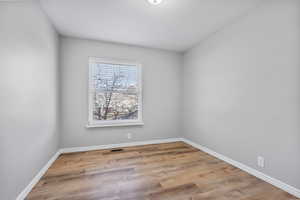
[93,92,138,120]
[91,62,139,121]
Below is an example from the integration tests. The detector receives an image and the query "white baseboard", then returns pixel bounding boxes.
[16,150,61,200]
[182,138,300,198]
[16,137,300,199]
[60,138,183,154]
[16,138,182,199]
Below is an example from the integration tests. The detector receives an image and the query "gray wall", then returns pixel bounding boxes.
[0,1,60,199]
[183,0,300,189]
[60,37,182,148]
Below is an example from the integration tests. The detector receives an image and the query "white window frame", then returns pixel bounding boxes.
[87,57,143,128]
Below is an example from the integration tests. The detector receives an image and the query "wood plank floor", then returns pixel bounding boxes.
[26,142,299,200]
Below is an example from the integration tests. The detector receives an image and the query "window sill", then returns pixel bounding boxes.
[86,122,144,128]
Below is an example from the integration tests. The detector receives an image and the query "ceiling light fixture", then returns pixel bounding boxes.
[147,0,162,5]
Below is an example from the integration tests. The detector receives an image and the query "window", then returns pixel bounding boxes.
[88,57,143,127]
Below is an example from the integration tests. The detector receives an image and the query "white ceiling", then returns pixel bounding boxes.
[40,0,262,52]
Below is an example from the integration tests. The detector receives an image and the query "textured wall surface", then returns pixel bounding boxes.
[183,0,300,190]
[0,1,60,199]
[60,36,183,148]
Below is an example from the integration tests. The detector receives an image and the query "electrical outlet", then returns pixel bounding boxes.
[127,133,132,139]
[257,156,265,168]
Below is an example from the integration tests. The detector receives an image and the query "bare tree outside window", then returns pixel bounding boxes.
[88,58,143,127]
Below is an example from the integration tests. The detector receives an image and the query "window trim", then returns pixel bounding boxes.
[87,57,143,128]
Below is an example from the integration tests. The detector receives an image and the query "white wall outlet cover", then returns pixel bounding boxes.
[257,156,265,168]
[127,133,132,139]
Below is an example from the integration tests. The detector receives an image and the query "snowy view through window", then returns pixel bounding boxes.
[90,61,140,123]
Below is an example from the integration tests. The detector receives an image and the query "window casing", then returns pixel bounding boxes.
[87,57,143,127]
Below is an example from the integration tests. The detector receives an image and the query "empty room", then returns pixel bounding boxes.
[1,0,300,199]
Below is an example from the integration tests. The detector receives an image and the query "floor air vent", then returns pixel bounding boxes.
[110,148,124,152]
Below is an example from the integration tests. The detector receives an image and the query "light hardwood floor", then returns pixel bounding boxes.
[26,142,299,200]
